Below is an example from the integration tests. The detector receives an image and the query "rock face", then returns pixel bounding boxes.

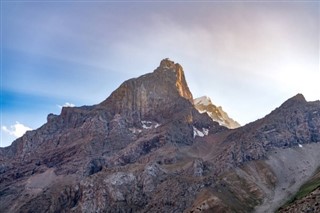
[100,58,193,124]
[0,59,320,213]
[194,96,241,129]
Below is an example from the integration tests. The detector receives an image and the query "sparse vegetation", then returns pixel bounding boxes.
[277,169,320,212]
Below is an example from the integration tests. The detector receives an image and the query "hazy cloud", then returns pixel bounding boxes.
[57,102,76,109]
[2,1,319,127]
[2,122,32,138]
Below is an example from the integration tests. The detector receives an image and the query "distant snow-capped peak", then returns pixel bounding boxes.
[194,96,240,129]
[194,96,212,106]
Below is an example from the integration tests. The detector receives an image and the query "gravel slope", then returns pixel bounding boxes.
[255,142,320,213]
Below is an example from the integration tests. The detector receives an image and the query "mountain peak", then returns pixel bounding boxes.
[100,59,193,123]
[159,58,175,69]
[156,58,183,75]
[280,93,307,108]
[154,58,193,102]
[289,93,306,102]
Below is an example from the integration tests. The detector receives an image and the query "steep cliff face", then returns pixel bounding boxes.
[0,59,319,213]
[99,58,193,123]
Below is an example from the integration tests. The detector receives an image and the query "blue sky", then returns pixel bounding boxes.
[1,1,319,147]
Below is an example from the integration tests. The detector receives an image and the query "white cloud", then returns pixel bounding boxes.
[2,122,32,138]
[57,102,75,109]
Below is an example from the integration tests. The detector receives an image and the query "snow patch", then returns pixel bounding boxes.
[298,144,303,148]
[141,121,161,130]
[193,126,209,138]
[129,121,161,133]
[142,121,153,129]
[193,127,204,138]
[203,128,209,136]
[264,128,276,134]
[129,128,142,134]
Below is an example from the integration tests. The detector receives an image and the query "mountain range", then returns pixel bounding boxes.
[0,59,319,212]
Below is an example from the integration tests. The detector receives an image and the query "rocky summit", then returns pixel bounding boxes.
[0,59,320,213]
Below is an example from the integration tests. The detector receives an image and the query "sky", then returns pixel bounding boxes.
[1,0,319,147]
